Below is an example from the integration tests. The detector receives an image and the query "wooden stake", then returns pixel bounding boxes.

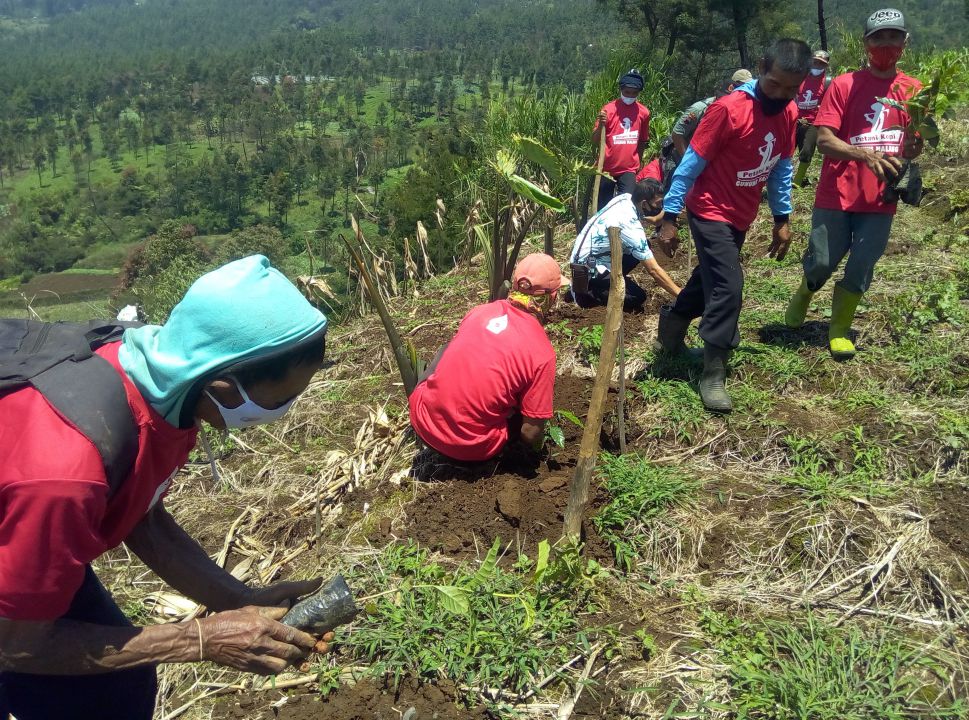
[589,128,607,217]
[562,228,624,542]
[618,316,626,454]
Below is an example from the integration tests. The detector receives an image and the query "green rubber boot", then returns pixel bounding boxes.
[699,344,733,413]
[793,161,809,188]
[784,277,815,329]
[829,285,863,360]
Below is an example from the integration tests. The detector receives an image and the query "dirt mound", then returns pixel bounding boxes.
[214,677,489,720]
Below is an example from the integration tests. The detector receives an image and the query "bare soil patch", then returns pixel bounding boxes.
[929,482,969,559]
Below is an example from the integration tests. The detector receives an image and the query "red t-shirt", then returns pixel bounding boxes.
[814,69,921,215]
[686,91,797,231]
[796,72,827,121]
[595,99,651,177]
[0,343,198,621]
[409,300,555,462]
[636,158,662,183]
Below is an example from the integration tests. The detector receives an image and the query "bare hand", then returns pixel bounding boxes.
[767,222,792,261]
[903,132,924,159]
[597,110,608,124]
[198,606,318,675]
[656,220,679,258]
[241,578,322,610]
[863,151,902,183]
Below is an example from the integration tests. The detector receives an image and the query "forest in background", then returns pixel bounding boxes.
[0,0,966,318]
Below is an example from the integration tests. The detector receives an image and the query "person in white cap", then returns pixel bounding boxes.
[785,8,923,361]
[793,50,833,187]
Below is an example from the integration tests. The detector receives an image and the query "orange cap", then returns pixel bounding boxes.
[511,253,564,295]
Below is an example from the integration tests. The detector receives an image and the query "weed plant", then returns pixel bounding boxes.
[336,540,609,703]
[593,453,698,573]
[701,610,966,719]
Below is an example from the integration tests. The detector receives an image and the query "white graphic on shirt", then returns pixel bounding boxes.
[612,116,640,146]
[797,88,818,110]
[147,468,177,512]
[849,100,903,152]
[736,132,781,187]
[486,315,509,335]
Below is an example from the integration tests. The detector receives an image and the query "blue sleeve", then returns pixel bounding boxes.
[662,146,707,215]
[767,156,793,217]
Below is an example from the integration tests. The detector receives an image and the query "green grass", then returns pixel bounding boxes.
[592,453,698,573]
[331,539,612,704]
[700,610,967,720]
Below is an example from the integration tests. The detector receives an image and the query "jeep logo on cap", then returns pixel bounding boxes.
[869,9,902,23]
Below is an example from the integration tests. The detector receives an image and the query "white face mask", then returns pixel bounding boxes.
[620,95,637,105]
[810,68,825,76]
[205,377,297,429]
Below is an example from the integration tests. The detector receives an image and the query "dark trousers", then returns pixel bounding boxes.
[0,566,158,720]
[671,214,746,349]
[596,171,636,211]
[796,123,819,165]
[576,254,648,311]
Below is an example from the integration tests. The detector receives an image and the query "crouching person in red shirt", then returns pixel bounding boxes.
[0,256,333,720]
[409,254,562,463]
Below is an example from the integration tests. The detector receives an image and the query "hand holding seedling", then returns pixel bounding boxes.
[862,151,902,184]
[242,576,323,610]
[196,606,331,675]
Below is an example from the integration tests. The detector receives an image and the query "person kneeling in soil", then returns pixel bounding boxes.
[569,178,681,311]
[408,254,562,463]
[0,256,333,720]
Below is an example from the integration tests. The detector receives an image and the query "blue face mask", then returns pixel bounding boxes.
[620,95,637,105]
[205,377,297,429]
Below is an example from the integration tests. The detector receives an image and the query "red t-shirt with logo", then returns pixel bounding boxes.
[0,342,198,621]
[409,300,555,462]
[636,158,662,183]
[595,99,651,177]
[814,69,921,215]
[796,72,827,121]
[686,91,797,231]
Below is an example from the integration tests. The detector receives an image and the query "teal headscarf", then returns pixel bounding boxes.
[119,255,328,427]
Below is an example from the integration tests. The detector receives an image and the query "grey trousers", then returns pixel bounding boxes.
[803,208,895,294]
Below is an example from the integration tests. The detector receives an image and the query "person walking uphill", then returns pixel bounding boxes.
[593,69,651,210]
[654,38,811,413]
[569,178,681,311]
[0,256,333,720]
[792,50,832,188]
[408,254,562,463]
[785,9,923,360]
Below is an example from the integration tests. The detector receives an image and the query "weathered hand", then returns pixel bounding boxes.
[903,131,924,159]
[767,222,792,261]
[198,606,317,675]
[864,151,902,183]
[656,220,679,258]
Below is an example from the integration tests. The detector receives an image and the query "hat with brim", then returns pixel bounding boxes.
[512,253,564,295]
[864,8,906,37]
[813,50,830,64]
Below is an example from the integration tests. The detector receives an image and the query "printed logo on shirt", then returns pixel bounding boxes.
[147,468,177,512]
[736,132,781,187]
[848,101,904,152]
[612,116,640,146]
[797,89,819,110]
[486,315,509,335]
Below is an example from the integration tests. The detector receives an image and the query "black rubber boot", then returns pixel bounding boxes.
[699,343,733,413]
[653,305,692,355]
